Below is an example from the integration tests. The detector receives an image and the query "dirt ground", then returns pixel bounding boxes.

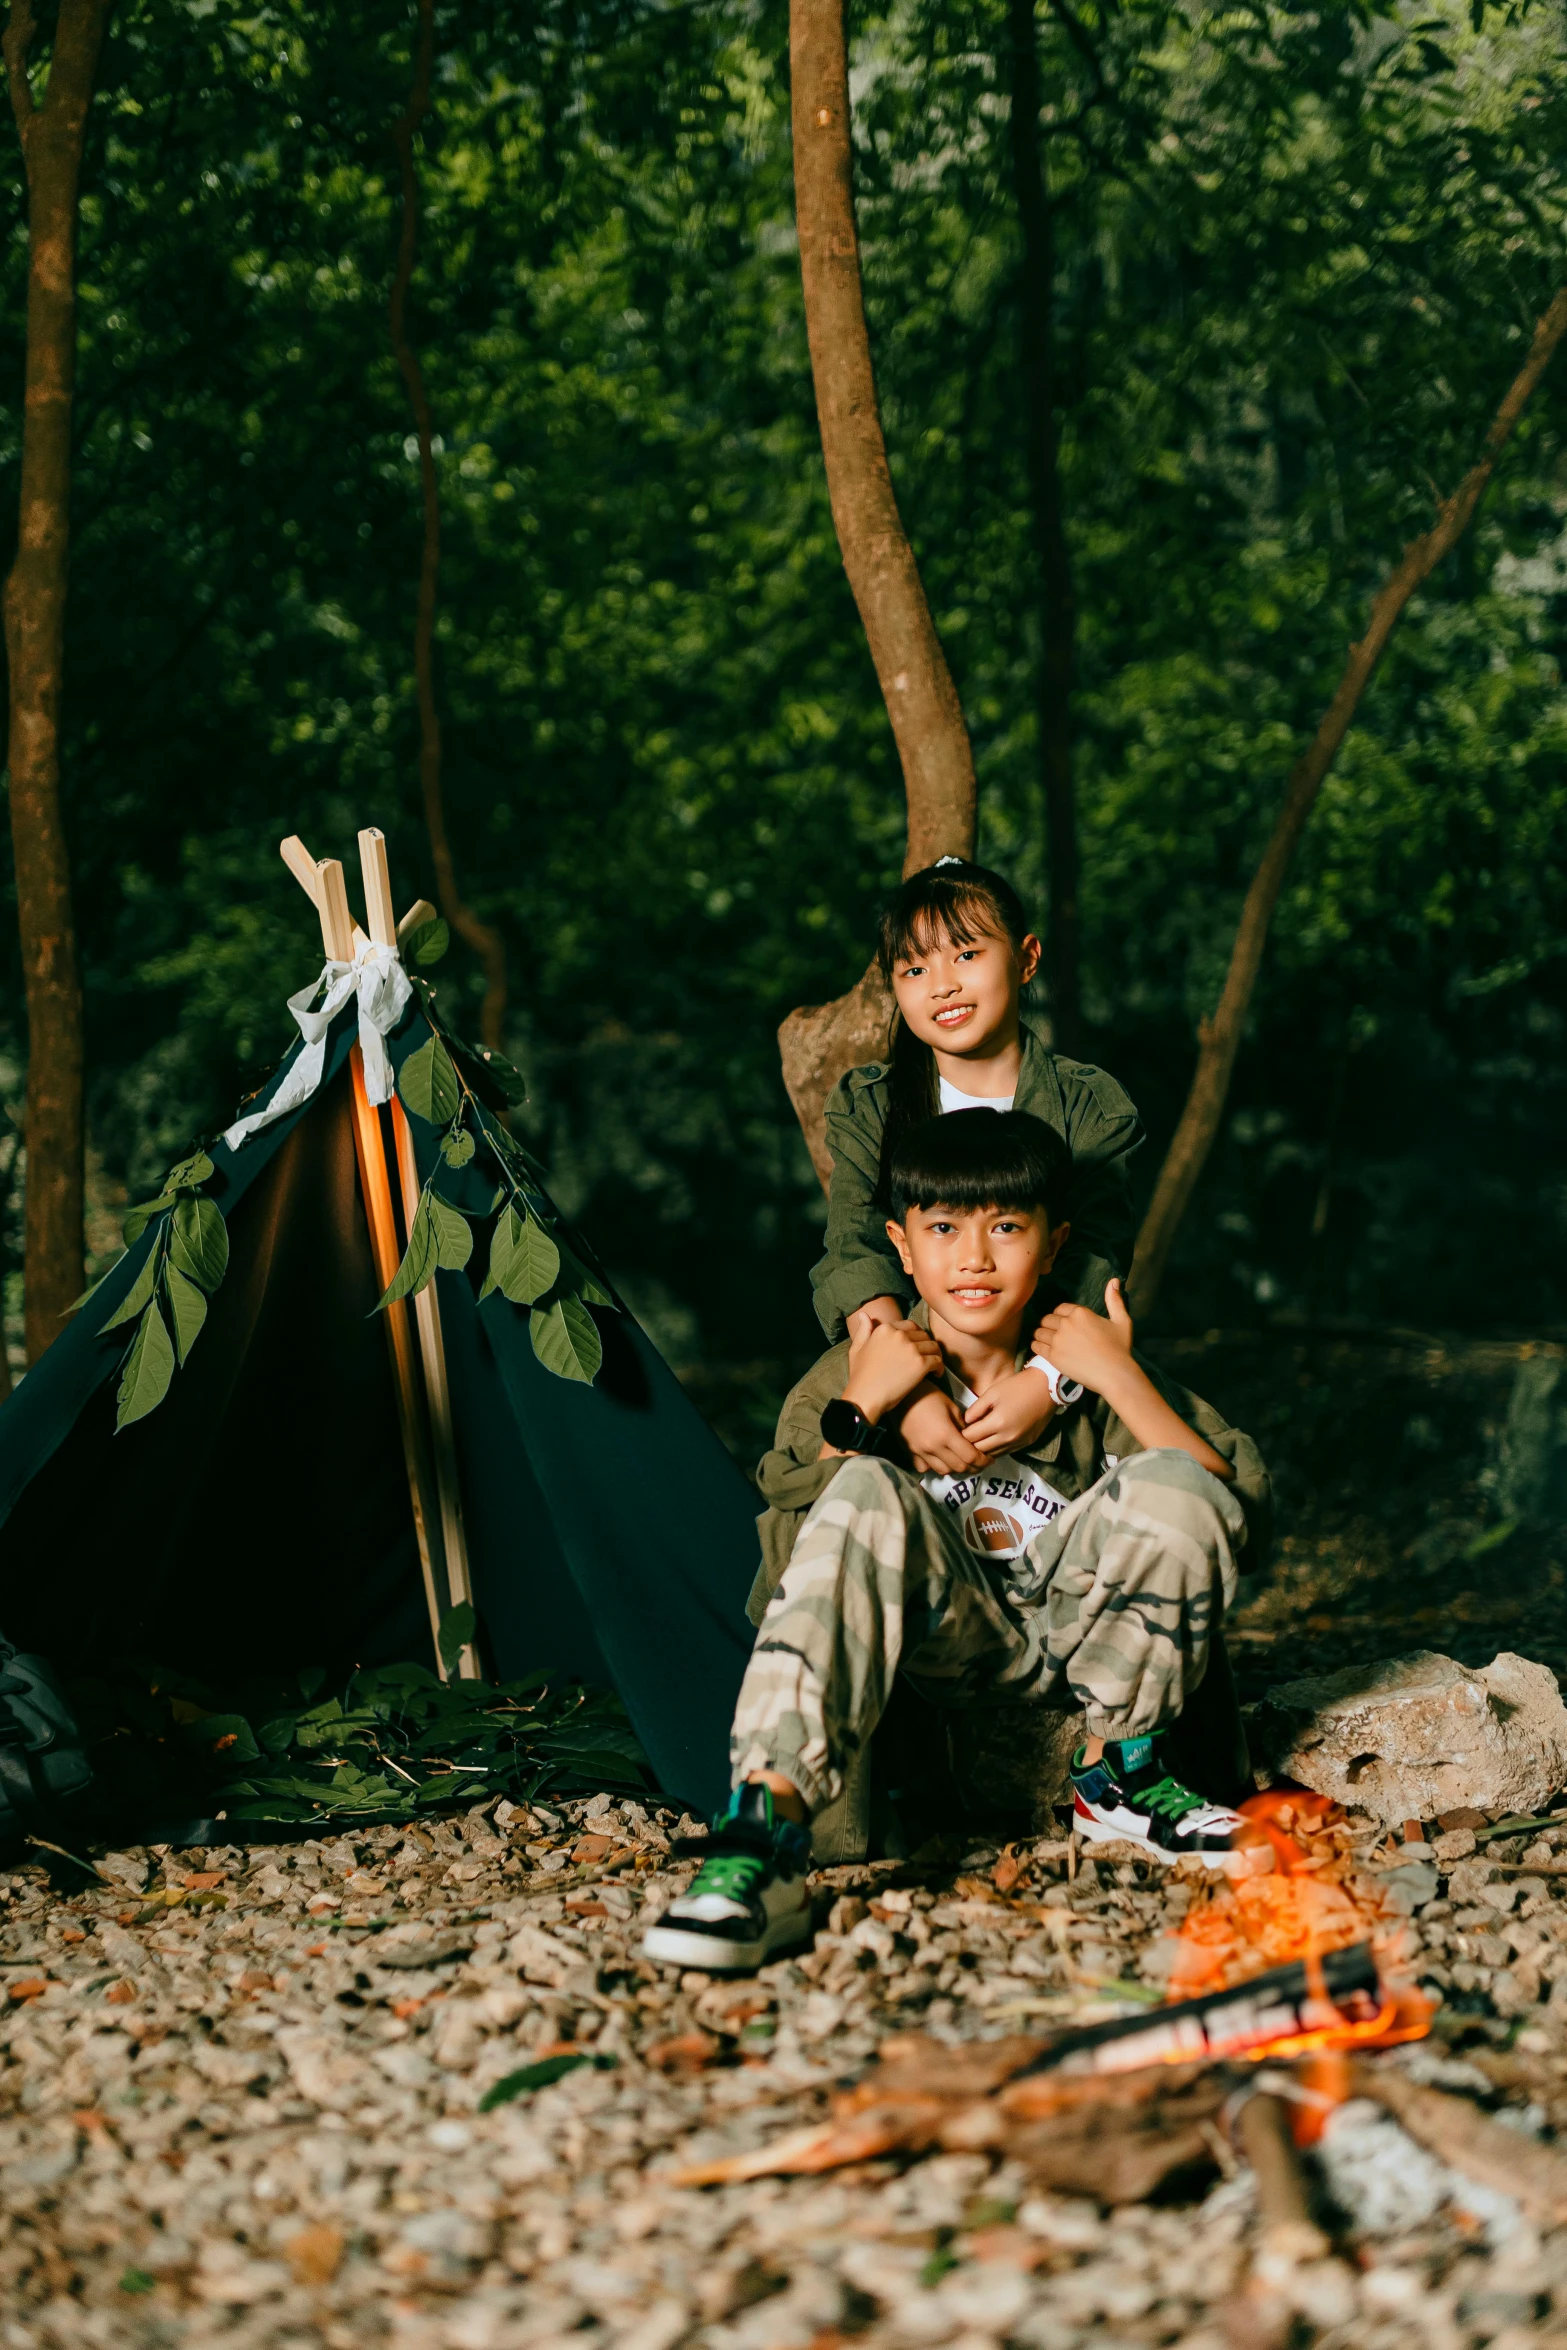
[1,1329,1565,2349]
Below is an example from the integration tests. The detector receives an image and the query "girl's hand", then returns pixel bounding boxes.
[897,1384,986,1475]
[846,1294,907,1346]
[963,1368,1057,1459]
[840,1319,945,1429]
[1031,1278,1136,1398]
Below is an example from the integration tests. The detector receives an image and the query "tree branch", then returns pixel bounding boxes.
[1,0,36,150]
[1128,285,1567,1315]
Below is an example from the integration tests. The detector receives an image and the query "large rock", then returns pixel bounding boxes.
[1251,1649,1567,1825]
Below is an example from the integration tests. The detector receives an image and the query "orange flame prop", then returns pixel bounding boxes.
[1167,1787,1431,2075]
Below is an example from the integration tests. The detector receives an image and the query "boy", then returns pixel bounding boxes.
[644,1110,1271,1974]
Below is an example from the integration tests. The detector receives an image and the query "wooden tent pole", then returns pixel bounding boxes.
[359,826,481,1682]
[279,838,450,1677]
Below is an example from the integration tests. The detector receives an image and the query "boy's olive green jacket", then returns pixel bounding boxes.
[748,1301,1272,1627]
[808,1019,1144,1343]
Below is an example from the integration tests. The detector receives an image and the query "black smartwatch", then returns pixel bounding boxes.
[820,1397,899,1458]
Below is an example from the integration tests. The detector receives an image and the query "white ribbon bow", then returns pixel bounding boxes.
[224,937,413,1152]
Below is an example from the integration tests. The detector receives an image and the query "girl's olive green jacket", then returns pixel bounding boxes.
[808,1020,1144,1342]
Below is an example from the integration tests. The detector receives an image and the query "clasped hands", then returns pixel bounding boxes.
[841,1282,1136,1477]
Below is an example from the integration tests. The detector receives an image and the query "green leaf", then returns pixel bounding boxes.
[438,1602,476,1676]
[473,1047,528,1105]
[258,1716,298,1756]
[440,1124,476,1169]
[170,1195,229,1292]
[478,2051,615,2109]
[398,1035,461,1126]
[123,1195,174,1248]
[377,1191,436,1308]
[115,1301,176,1430]
[165,1150,215,1193]
[530,1294,602,1383]
[428,1192,474,1272]
[491,1207,559,1305]
[174,1711,260,1764]
[101,1246,160,1334]
[556,1244,614,1309]
[163,1264,208,1365]
[402,915,449,967]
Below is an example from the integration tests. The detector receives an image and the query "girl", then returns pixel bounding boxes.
[809,856,1143,1474]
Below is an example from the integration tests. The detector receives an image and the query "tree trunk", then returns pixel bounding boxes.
[1129,286,1567,1316]
[3,0,109,1364]
[390,0,508,1052]
[1008,0,1079,1053]
[779,0,979,1180]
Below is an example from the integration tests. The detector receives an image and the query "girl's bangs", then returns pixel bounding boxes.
[888,887,1005,968]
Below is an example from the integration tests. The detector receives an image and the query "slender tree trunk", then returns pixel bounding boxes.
[1129,286,1567,1316]
[390,0,507,1052]
[1008,0,1079,1053]
[3,0,109,1364]
[779,0,979,1183]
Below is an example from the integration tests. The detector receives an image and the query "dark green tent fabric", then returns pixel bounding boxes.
[0,1005,762,1815]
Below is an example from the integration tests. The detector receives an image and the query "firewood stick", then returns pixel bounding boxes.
[1234,2091,1329,2262]
[1351,2061,1567,2224]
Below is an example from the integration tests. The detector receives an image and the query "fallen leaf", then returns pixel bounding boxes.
[60,1927,86,1945]
[993,1851,1023,1894]
[572,1833,613,1865]
[185,1871,226,1891]
[285,2223,344,2287]
[8,1978,47,2002]
[646,2030,720,2073]
[961,2225,1049,2269]
[564,1896,607,1919]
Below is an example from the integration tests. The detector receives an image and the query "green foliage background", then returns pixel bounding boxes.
[1,0,1565,1390]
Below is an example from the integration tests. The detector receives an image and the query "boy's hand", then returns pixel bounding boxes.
[963,1368,1057,1459]
[1031,1278,1136,1399]
[898,1384,986,1475]
[845,1294,907,1346]
[840,1318,945,1427]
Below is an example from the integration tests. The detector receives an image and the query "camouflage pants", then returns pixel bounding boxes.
[731,1449,1246,1813]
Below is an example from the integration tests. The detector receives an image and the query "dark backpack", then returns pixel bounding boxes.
[0,1645,92,1855]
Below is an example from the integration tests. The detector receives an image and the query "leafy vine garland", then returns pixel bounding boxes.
[93,920,614,1429]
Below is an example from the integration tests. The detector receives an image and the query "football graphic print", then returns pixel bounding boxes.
[966,1503,1026,1555]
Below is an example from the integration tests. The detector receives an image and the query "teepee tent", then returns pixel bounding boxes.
[0,830,760,1820]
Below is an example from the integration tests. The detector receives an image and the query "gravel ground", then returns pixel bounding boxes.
[5,1790,1567,2348]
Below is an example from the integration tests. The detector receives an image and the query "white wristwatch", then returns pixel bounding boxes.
[1025,1355,1084,1407]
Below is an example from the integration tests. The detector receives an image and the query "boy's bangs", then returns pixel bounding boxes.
[888,1109,1070,1224]
[898,1173,1037,1217]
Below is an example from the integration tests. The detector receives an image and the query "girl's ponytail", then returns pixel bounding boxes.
[873,857,1033,1206]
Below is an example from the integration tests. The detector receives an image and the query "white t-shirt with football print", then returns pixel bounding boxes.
[920,1374,1071,1565]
